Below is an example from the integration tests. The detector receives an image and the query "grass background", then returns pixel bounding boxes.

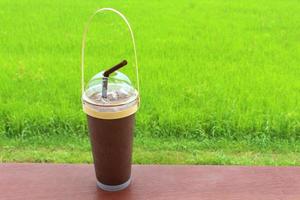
[0,0,300,165]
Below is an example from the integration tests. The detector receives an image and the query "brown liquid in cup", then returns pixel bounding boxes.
[87,114,135,185]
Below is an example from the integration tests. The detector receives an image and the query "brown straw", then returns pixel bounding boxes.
[102,60,128,98]
[104,60,128,77]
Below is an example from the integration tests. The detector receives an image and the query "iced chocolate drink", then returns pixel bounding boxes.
[82,60,139,191]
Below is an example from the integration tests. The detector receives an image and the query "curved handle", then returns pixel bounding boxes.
[81,8,140,98]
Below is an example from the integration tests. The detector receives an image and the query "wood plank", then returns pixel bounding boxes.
[0,164,299,200]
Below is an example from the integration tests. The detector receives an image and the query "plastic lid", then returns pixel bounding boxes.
[82,71,138,107]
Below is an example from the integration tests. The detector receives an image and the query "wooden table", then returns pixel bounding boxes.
[0,164,299,200]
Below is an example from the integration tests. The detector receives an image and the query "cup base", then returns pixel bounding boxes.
[96,177,131,192]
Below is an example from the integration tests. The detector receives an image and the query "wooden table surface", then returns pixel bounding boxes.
[0,164,299,200]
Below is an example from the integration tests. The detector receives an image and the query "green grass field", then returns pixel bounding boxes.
[1,0,300,165]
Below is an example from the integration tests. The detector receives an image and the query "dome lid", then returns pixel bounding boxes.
[83,70,138,107]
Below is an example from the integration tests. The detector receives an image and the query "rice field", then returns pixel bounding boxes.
[0,0,300,164]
